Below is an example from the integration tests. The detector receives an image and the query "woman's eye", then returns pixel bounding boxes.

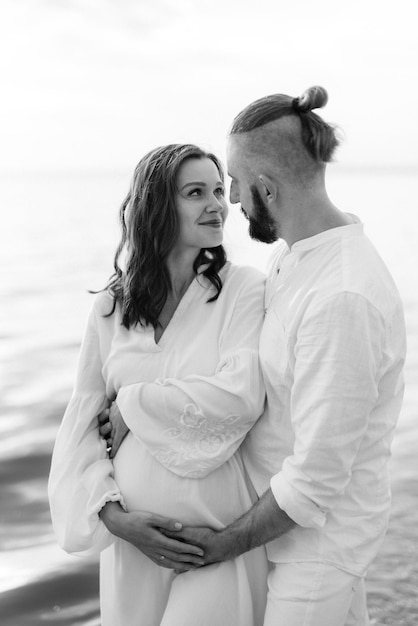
[215,187,225,196]
[189,188,202,196]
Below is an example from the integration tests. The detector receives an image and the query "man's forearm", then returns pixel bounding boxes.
[158,487,297,567]
[218,487,296,560]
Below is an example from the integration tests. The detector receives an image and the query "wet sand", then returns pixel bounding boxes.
[0,566,99,626]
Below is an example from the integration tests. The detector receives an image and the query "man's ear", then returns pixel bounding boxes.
[258,174,277,204]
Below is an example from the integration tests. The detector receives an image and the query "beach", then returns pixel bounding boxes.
[1,169,417,625]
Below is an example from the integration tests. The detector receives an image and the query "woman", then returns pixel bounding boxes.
[48,144,268,625]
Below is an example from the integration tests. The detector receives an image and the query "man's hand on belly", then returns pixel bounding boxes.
[162,488,296,571]
[161,525,231,572]
[97,401,129,458]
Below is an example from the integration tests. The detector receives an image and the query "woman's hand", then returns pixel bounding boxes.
[99,502,205,570]
[98,402,129,458]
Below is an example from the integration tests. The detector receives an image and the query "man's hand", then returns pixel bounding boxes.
[161,525,233,572]
[97,405,112,441]
[163,488,296,573]
[99,502,205,570]
[98,401,129,458]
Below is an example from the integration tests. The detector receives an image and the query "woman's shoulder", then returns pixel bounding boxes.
[217,263,266,306]
[90,290,117,318]
[222,262,266,289]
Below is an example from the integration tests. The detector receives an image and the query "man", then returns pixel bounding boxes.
[101,87,406,625]
[164,86,405,625]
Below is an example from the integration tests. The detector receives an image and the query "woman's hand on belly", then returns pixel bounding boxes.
[99,502,206,569]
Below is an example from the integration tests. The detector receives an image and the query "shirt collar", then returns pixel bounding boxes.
[290,221,363,255]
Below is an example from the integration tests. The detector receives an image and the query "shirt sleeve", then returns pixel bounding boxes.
[48,302,125,555]
[270,292,385,528]
[117,272,266,478]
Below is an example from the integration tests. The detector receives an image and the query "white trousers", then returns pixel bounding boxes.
[263,562,370,626]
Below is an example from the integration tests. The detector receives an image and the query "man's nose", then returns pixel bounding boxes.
[229,182,239,204]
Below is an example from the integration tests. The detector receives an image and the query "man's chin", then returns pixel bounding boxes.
[249,226,278,244]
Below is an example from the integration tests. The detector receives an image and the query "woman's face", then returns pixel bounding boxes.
[173,157,228,253]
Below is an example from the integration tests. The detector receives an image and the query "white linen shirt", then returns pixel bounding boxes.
[48,262,266,555]
[242,222,406,576]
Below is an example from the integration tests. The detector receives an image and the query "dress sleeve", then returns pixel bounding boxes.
[117,271,266,478]
[48,302,125,555]
[270,292,386,528]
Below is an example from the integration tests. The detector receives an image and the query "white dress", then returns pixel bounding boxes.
[48,262,269,626]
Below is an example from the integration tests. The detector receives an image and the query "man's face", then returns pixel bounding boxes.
[227,136,280,244]
[247,184,279,243]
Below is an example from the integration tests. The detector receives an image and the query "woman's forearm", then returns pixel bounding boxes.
[99,501,127,538]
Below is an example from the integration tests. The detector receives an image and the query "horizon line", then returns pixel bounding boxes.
[1,163,417,180]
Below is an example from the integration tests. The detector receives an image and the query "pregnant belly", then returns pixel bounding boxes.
[112,432,256,528]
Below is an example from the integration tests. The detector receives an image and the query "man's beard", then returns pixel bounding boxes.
[243,185,279,244]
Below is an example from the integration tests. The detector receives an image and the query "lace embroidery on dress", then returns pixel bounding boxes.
[153,403,248,478]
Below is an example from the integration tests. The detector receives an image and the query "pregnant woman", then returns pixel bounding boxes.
[48,143,268,626]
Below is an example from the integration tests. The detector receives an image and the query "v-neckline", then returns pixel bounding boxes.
[153,276,200,347]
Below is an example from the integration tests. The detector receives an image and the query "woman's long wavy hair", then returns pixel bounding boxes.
[101,144,227,329]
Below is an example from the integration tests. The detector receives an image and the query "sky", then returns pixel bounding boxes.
[0,0,417,174]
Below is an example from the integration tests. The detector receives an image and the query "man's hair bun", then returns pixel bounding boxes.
[294,86,328,113]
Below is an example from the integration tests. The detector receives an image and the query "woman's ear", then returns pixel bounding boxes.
[258,174,277,204]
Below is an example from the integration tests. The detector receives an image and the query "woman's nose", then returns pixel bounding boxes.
[206,195,224,212]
